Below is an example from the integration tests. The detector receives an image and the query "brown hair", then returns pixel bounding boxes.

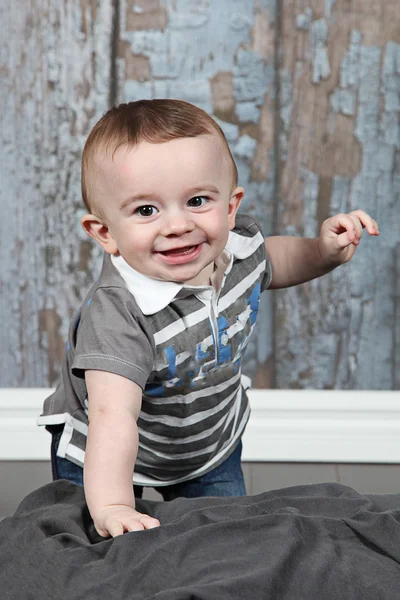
[81,99,238,213]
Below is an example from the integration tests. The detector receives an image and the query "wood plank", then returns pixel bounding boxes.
[0,0,114,386]
[276,0,400,390]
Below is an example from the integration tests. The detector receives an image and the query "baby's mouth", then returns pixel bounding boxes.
[159,245,198,256]
[156,243,203,265]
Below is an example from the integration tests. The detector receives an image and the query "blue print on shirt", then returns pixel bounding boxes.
[148,284,261,396]
[164,345,177,379]
[247,283,261,325]
[146,383,166,397]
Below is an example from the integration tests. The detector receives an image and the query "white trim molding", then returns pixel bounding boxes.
[0,388,399,463]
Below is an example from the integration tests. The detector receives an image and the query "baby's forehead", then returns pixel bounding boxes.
[94,132,226,164]
[87,133,234,196]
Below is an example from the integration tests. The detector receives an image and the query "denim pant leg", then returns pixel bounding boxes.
[51,430,84,486]
[159,441,246,501]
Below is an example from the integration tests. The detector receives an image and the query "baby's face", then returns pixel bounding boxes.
[87,134,243,285]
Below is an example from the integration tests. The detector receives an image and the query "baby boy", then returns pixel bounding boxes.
[39,99,379,537]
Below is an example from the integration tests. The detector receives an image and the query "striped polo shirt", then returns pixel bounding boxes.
[38,214,272,486]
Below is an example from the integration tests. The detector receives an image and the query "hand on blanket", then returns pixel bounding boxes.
[317,209,379,266]
[94,504,161,538]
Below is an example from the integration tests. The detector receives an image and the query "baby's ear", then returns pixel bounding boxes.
[81,213,118,255]
[228,186,244,230]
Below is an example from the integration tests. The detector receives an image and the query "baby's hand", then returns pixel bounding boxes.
[318,210,379,266]
[94,504,160,538]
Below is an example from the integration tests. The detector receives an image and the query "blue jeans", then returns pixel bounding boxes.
[50,429,246,500]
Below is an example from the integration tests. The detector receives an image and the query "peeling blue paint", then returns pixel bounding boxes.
[330,176,351,214]
[235,101,261,123]
[311,19,331,84]
[382,42,400,148]
[168,11,210,30]
[279,69,292,162]
[301,169,319,238]
[355,46,381,144]
[234,134,258,161]
[324,0,336,18]
[232,47,270,105]
[296,8,312,31]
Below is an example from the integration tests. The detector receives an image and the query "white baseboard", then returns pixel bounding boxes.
[1,388,399,463]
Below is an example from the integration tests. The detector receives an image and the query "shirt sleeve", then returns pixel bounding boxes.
[235,214,273,292]
[71,286,154,390]
[261,246,273,291]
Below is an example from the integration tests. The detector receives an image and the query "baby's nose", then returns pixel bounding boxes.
[162,212,195,236]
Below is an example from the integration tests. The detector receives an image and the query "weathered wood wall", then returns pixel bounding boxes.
[277,0,400,390]
[1,0,398,390]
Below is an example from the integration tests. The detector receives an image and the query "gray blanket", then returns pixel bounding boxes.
[1,480,400,599]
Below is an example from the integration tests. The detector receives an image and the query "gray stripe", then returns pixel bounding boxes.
[139,387,239,427]
[136,403,250,478]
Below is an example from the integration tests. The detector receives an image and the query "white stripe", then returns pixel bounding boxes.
[56,397,250,487]
[55,379,242,442]
[59,402,249,488]
[197,334,213,352]
[153,305,209,345]
[143,371,241,405]
[219,259,266,312]
[71,417,88,436]
[156,302,250,367]
[56,416,74,458]
[140,385,239,427]
[139,400,237,445]
[154,350,191,372]
[190,359,215,384]
[230,384,242,435]
[226,229,264,259]
[61,401,250,487]
[152,258,264,348]
[138,438,220,461]
[135,403,250,486]
[178,333,213,358]
[65,443,85,465]
[52,378,242,443]
[226,306,251,336]
[37,412,69,426]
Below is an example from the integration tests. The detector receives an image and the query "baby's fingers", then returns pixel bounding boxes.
[137,514,160,530]
[349,210,380,236]
[106,521,128,538]
[122,514,160,535]
[95,507,160,537]
[335,229,359,250]
[332,213,362,245]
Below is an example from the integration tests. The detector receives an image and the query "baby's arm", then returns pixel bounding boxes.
[84,369,160,538]
[265,210,379,289]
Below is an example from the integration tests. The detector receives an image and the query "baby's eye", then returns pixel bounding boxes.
[187,196,209,208]
[135,205,158,217]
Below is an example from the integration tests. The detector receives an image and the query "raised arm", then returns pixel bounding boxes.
[265,210,380,289]
[84,369,160,537]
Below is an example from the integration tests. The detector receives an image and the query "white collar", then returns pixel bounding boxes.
[110,228,263,315]
[111,254,183,315]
